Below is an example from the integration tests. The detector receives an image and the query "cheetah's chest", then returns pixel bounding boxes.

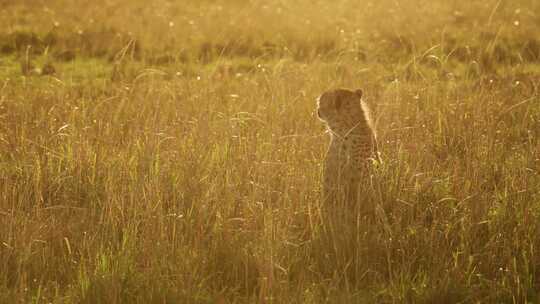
[325,137,368,177]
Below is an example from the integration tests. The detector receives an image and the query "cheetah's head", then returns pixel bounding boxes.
[316,88,366,133]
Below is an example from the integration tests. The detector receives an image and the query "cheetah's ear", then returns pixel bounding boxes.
[354,89,363,99]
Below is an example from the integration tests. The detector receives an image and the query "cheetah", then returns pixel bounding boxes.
[317,88,379,203]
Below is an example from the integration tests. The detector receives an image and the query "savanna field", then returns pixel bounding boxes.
[1,0,540,303]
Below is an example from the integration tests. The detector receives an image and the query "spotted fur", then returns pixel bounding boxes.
[317,88,379,202]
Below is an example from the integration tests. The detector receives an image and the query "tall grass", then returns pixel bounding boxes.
[0,0,539,303]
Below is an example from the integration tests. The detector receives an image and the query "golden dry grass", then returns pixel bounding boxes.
[1,0,540,303]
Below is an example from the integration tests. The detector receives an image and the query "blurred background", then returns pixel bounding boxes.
[1,0,539,73]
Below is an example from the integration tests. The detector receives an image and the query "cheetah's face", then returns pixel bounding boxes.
[317,88,364,130]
